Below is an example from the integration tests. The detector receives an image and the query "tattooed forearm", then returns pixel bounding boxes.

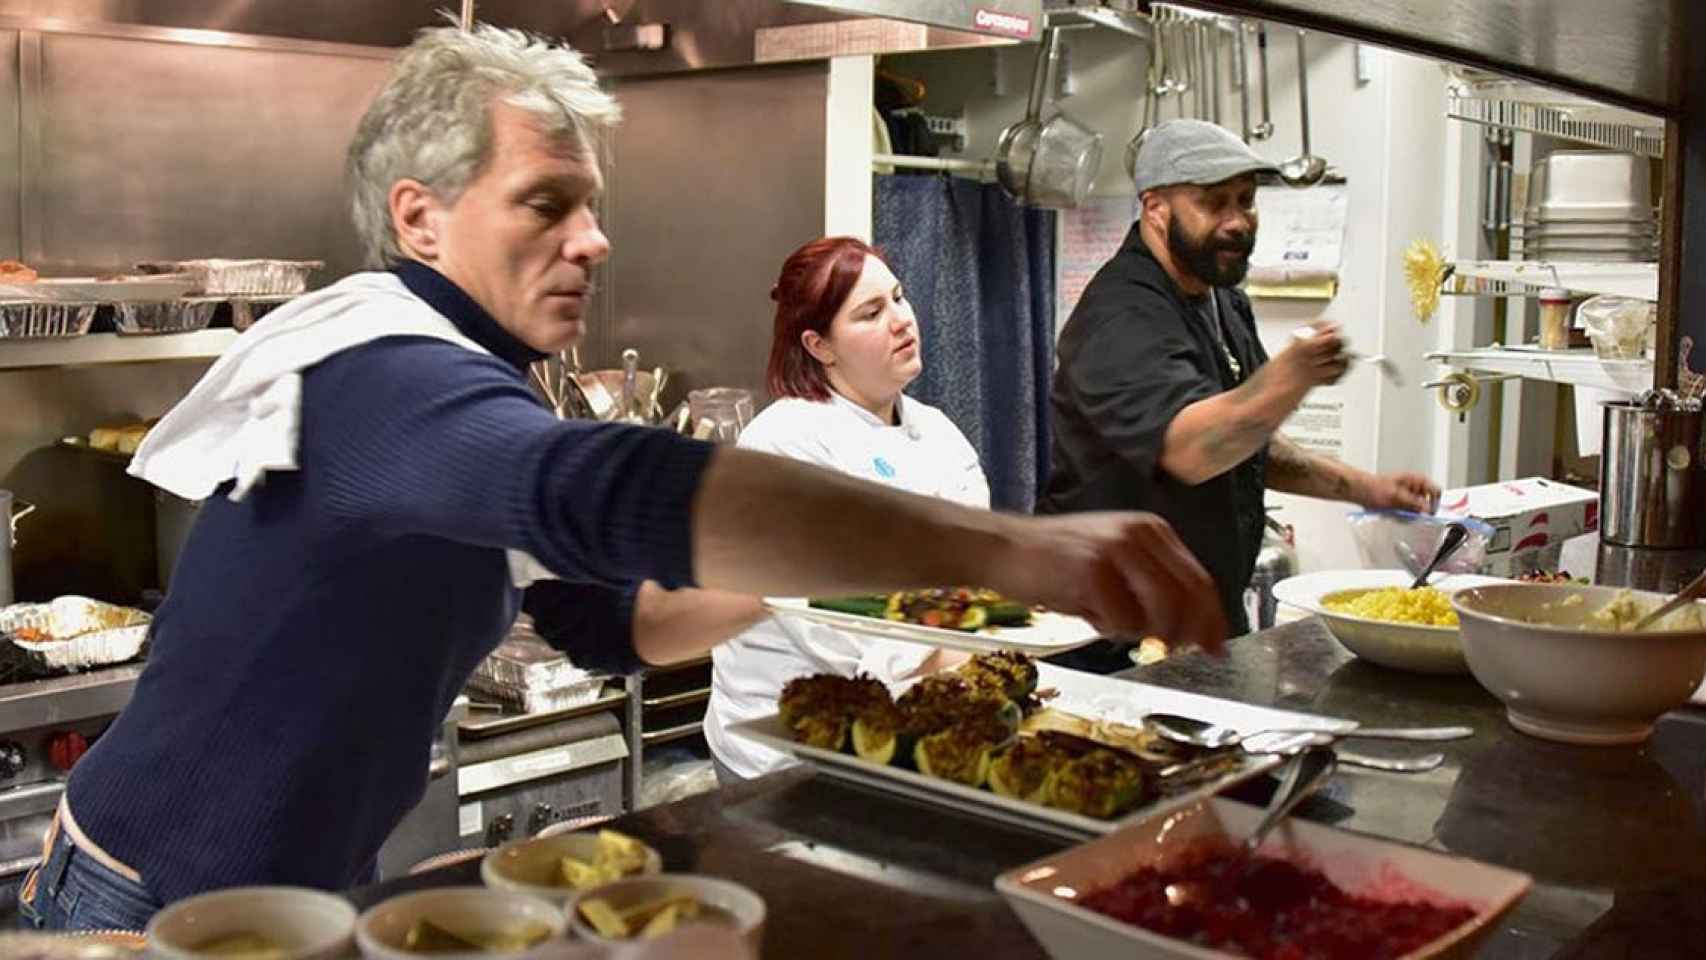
[1265,434,1354,500]
[1161,365,1293,485]
[1199,413,1272,464]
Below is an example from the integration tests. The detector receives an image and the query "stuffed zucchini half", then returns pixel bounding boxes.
[987,735,1063,803]
[1046,749,1148,819]
[913,723,1001,787]
[961,651,1040,702]
[779,674,892,753]
[850,700,903,766]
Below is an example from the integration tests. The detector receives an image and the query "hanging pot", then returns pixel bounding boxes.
[995,28,1104,209]
[1,490,35,607]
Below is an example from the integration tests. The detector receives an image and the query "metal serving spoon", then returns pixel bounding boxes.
[1165,747,1338,908]
[1147,713,1472,748]
[1244,746,1337,854]
[1251,730,1446,774]
[1411,521,1471,590]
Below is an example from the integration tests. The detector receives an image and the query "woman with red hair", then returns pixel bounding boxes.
[704,236,989,781]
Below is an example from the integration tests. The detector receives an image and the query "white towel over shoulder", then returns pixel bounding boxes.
[127,270,557,587]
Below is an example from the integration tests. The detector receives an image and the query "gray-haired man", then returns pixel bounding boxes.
[23,26,1221,929]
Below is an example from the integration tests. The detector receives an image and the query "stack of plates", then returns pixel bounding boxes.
[1517,150,1657,262]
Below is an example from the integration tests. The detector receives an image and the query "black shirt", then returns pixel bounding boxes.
[1038,225,1269,635]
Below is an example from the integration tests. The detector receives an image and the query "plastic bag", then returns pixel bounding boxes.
[1576,295,1654,361]
[1347,510,1496,577]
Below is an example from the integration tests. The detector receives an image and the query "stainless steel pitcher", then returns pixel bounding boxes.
[1600,400,1706,548]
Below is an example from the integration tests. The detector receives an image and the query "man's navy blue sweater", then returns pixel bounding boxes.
[66,262,712,904]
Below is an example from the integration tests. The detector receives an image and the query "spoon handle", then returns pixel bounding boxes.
[1338,725,1473,742]
[1243,746,1336,855]
[1336,749,1445,774]
[1410,521,1470,589]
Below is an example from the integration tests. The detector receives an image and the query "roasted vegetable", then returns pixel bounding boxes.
[811,588,1034,632]
[850,698,903,765]
[988,736,1065,803]
[914,723,998,787]
[897,673,1019,742]
[808,595,891,618]
[1047,748,1147,819]
[778,674,891,751]
[961,651,1039,701]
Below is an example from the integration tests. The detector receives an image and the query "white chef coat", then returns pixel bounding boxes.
[702,389,990,778]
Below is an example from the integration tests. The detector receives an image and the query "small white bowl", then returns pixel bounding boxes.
[997,797,1531,960]
[1273,570,1507,674]
[481,831,662,904]
[356,887,566,959]
[1453,582,1706,745]
[563,873,764,950]
[146,886,356,960]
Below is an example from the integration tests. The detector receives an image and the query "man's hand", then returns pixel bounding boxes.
[1358,472,1441,513]
[1270,324,1350,394]
[990,512,1228,655]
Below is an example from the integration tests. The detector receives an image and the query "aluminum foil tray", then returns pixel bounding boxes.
[138,259,323,296]
[230,295,295,332]
[466,673,607,714]
[475,621,588,690]
[0,596,151,675]
[468,619,604,713]
[113,297,222,335]
[0,302,99,339]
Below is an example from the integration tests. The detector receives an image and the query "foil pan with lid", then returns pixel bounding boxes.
[136,259,323,297]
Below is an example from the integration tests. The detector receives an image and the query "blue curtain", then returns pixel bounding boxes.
[873,174,1056,512]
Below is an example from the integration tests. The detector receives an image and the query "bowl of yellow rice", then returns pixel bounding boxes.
[1273,570,1508,674]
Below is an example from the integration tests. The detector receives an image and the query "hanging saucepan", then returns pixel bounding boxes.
[1,490,35,607]
[995,27,1104,209]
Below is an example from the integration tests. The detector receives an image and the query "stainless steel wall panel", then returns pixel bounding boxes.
[0,31,18,261]
[29,31,391,274]
[597,63,829,402]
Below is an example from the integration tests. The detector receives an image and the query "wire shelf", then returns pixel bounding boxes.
[1447,94,1664,158]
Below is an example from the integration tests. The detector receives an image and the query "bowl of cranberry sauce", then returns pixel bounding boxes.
[996,798,1531,960]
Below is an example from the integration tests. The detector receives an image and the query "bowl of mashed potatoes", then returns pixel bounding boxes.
[1273,570,1507,674]
[1453,583,1706,745]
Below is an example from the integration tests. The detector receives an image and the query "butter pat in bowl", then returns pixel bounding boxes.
[481,829,662,904]
[564,874,764,950]
[356,887,565,959]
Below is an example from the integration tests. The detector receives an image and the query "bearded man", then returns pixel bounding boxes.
[1039,120,1437,639]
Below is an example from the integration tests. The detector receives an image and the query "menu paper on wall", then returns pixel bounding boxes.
[1057,196,1139,329]
[1245,184,1349,299]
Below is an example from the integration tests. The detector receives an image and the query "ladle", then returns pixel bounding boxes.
[1277,29,1327,186]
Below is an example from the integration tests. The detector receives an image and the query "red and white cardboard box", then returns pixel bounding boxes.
[1438,478,1599,576]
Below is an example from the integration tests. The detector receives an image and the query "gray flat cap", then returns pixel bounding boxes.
[1132,119,1278,195]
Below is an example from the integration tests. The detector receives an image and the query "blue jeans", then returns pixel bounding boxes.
[17,814,160,931]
